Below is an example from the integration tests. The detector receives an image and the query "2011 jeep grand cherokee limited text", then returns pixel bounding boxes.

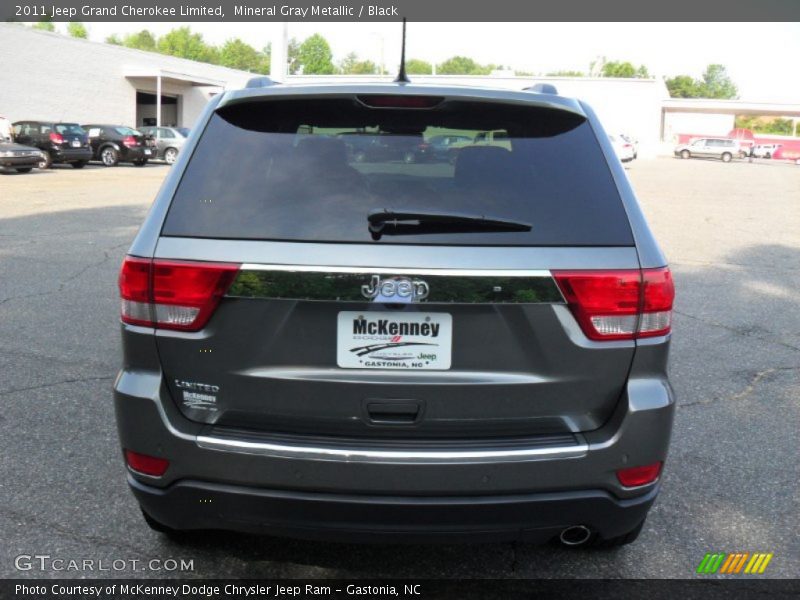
[114,81,675,547]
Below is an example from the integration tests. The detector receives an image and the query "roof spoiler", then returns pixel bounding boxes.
[524,83,558,95]
[245,76,279,89]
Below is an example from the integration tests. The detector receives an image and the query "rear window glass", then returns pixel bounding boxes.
[55,124,85,135]
[163,97,633,246]
[114,127,141,136]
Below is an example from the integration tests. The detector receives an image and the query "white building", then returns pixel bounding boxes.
[0,23,254,129]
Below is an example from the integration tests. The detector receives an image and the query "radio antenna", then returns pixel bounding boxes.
[394,18,410,83]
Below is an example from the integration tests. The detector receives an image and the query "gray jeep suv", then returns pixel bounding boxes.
[115,80,675,547]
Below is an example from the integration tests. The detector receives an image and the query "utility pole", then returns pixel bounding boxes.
[270,22,289,81]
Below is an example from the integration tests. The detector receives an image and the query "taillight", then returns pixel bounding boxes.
[49,132,64,144]
[125,449,169,476]
[122,135,138,148]
[118,257,240,331]
[553,268,674,341]
[616,461,662,487]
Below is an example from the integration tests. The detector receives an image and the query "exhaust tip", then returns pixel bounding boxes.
[559,525,592,546]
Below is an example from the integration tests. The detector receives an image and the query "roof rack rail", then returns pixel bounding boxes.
[524,83,558,95]
[245,76,279,89]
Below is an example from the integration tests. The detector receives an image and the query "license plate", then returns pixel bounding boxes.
[144,149,152,155]
[71,140,80,147]
[337,311,452,370]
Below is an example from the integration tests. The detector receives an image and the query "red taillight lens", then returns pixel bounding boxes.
[49,132,64,144]
[118,257,240,331]
[357,95,444,109]
[122,135,138,148]
[553,268,674,341]
[616,461,662,487]
[125,449,169,476]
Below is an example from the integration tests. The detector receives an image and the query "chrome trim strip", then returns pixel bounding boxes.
[240,264,552,277]
[196,435,587,464]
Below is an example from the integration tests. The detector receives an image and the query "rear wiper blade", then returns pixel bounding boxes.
[368,208,531,240]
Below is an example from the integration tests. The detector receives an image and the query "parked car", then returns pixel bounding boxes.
[474,129,512,150]
[83,125,154,167]
[619,134,639,159]
[116,80,675,548]
[139,126,189,165]
[674,137,740,162]
[771,146,800,165]
[609,134,635,163]
[752,143,782,159]
[408,134,474,163]
[0,139,44,173]
[338,132,421,163]
[12,121,92,168]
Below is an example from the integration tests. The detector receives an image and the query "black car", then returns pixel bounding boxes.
[0,140,43,174]
[12,121,92,169]
[409,134,474,163]
[82,125,155,167]
[338,131,421,163]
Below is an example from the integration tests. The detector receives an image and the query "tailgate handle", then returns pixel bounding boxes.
[366,401,421,425]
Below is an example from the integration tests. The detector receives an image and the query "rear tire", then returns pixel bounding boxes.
[100,146,119,167]
[680,149,690,159]
[721,152,732,163]
[38,152,52,169]
[15,167,33,173]
[164,147,178,165]
[71,161,87,169]
[765,152,771,159]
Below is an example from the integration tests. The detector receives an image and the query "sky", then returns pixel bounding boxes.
[53,22,800,103]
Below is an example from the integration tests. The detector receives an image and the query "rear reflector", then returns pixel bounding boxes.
[553,268,674,341]
[357,95,444,109]
[119,257,240,331]
[616,461,662,487]
[124,449,169,476]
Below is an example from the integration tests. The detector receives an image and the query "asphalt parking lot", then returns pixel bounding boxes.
[1,157,798,579]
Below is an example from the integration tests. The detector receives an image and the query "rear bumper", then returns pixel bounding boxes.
[122,147,153,161]
[52,148,92,162]
[130,475,658,543]
[115,369,674,539]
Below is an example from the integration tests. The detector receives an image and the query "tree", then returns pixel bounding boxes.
[546,70,585,77]
[405,58,432,75]
[665,65,738,99]
[437,56,492,75]
[31,22,55,32]
[287,37,302,74]
[67,22,88,39]
[296,33,335,74]
[121,30,158,52]
[158,27,218,64]
[105,34,122,45]
[219,38,269,73]
[700,64,738,99]
[338,52,377,75]
[601,60,650,78]
[665,75,699,98]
